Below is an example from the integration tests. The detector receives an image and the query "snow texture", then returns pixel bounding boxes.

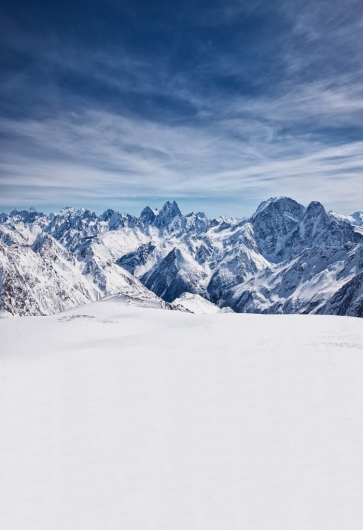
[0,301,363,529]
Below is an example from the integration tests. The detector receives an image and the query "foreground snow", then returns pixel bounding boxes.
[0,300,363,529]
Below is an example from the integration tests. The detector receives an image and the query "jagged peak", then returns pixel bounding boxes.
[216,215,241,225]
[76,208,97,218]
[53,206,97,222]
[185,211,208,219]
[140,206,158,224]
[153,201,182,228]
[99,208,116,221]
[352,211,363,225]
[141,205,158,214]
[160,200,181,216]
[305,201,326,215]
[253,196,305,220]
[57,206,77,216]
[255,196,289,213]
[7,207,44,222]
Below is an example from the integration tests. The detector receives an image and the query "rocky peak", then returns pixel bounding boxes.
[140,206,158,225]
[99,209,116,222]
[183,211,209,232]
[305,200,326,215]
[251,197,305,261]
[58,207,76,216]
[352,212,363,226]
[8,207,45,225]
[290,200,362,253]
[154,201,182,228]
[77,208,98,222]
[100,210,137,230]
[253,197,305,221]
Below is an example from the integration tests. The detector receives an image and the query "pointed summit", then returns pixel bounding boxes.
[291,199,361,252]
[154,201,182,228]
[305,201,326,215]
[141,247,199,302]
[99,209,116,222]
[352,212,363,225]
[251,197,305,261]
[140,206,157,225]
[161,200,181,217]
[253,197,305,220]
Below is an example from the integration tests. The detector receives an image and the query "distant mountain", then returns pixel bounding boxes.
[1,196,362,317]
[171,292,234,314]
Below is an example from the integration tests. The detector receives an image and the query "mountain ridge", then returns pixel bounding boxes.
[1,197,362,317]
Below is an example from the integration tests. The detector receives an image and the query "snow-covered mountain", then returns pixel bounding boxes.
[1,196,362,317]
[171,292,234,314]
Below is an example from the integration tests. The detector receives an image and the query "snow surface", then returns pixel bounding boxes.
[1,301,363,530]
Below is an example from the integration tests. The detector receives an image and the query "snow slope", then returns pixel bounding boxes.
[0,233,173,316]
[1,303,363,530]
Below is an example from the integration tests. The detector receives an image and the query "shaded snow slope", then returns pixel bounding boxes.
[318,271,363,317]
[141,248,208,302]
[0,233,172,316]
[221,243,363,315]
[0,305,363,529]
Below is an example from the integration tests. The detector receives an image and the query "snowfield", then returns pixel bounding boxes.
[0,300,363,529]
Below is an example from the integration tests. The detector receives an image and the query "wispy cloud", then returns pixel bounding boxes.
[0,0,362,216]
[1,103,362,215]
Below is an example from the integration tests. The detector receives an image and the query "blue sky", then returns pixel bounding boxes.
[1,0,363,217]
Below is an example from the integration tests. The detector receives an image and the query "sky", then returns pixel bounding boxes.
[1,0,363,218]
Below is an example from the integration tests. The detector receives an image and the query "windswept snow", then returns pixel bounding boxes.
[0,303,363,530]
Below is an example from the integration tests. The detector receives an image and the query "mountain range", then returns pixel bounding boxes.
[1,197,363,317]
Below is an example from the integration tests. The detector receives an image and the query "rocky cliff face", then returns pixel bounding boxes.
[318,272,363,317]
